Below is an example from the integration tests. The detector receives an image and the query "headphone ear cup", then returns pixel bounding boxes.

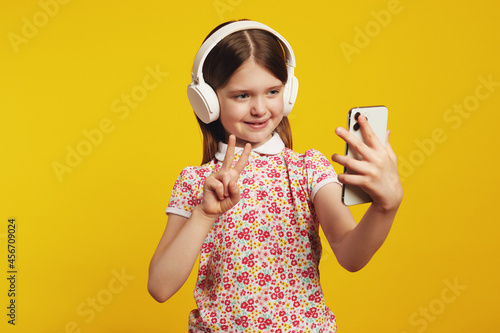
[283,75,298,116]
[187,82,220,124]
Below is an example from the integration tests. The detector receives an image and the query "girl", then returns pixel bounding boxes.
[148,20,403,332]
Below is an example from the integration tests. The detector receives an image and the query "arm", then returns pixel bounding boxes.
[314,183,398,272]
[148,136,251,302]
[315,115,403,272]
[147,209,215,302]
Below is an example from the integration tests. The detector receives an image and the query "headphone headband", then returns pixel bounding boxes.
[191,21,296,85]
[187,21,299,124]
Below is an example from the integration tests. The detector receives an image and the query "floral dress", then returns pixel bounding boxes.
[166,134,340,333]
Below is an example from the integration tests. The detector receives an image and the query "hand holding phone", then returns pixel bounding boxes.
[341,106,388,206]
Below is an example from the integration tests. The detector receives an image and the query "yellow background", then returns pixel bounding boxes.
[1,0,499,332]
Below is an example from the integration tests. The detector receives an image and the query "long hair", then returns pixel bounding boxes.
[195,20,293,165]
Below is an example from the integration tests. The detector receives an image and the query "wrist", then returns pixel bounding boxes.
[371,201,400,215]
[371,191,403,214]
[191,205,219,226]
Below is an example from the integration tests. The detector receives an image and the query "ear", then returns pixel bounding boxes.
[282,66,298,116]
[187,82,220,124]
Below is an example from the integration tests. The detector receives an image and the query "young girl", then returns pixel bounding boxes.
[148,20,403,333]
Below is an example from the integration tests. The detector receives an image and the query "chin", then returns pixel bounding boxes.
[246,134,273,147]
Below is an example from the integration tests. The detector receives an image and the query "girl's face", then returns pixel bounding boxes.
[216,59,284,148]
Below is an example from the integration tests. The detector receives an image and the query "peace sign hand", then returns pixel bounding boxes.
[199,135,252,220]
[332,115,403,212]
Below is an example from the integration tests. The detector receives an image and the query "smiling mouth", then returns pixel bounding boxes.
[245,120,269,128]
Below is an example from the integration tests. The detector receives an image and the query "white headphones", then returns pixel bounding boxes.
[187,21,299,124]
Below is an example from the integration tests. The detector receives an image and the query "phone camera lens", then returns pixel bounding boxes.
[353,123,360,131]
[354,112,361,120]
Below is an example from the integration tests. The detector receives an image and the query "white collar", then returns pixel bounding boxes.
[215,133,285,161]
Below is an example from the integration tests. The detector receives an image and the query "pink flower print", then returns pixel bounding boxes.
[235,315,249,329]
[257,272,271,286]
[302,267,316,279]
[242,177,255,185]
[242,188,251,199]
[267,168,280,178]
[257,229,270,243]
[270,242,283,255]
[268,202,282,214]
[241,299,255,312]
[255,158,268,168]
[242,254,255,268]
[257,317,273,330]
[316,172,329,183]
[181,181,192,193]
[237,228,251,241]
[201,241,215,254]
[256,189,268,200]
[243,211,256,223]
[236,272,250,285]
[308,291,322,304]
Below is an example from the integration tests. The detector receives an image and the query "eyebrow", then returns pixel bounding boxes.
[226,85,283,95]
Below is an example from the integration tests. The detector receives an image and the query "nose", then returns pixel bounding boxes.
[250,96,266,116]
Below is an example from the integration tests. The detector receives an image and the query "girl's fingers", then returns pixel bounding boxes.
[233,143,252,174]
[331,153,370,175]
[221,135,237,171]
[337,173,367,187]
[205,176,226,201]
[221,135,251,173]
[357,115,384,150]
[335,115,386,163]
[202,136,252,215]
[217,136,251,198]
[335,127,372,161]
[221,173,231,197]
[333,121,403,208]
[224,143,251,196]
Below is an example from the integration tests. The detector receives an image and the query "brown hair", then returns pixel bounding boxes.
[195,20,293,165]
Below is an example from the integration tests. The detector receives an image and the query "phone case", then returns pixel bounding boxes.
[342,106,388,206]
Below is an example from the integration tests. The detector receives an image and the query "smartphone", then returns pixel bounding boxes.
[342,106,388,206]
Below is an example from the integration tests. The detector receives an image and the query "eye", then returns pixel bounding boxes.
[268,89,280,96]
[234,93,249,100]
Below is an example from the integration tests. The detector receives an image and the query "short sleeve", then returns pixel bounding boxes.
[304,149,341,201]
[165,166,204,218]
